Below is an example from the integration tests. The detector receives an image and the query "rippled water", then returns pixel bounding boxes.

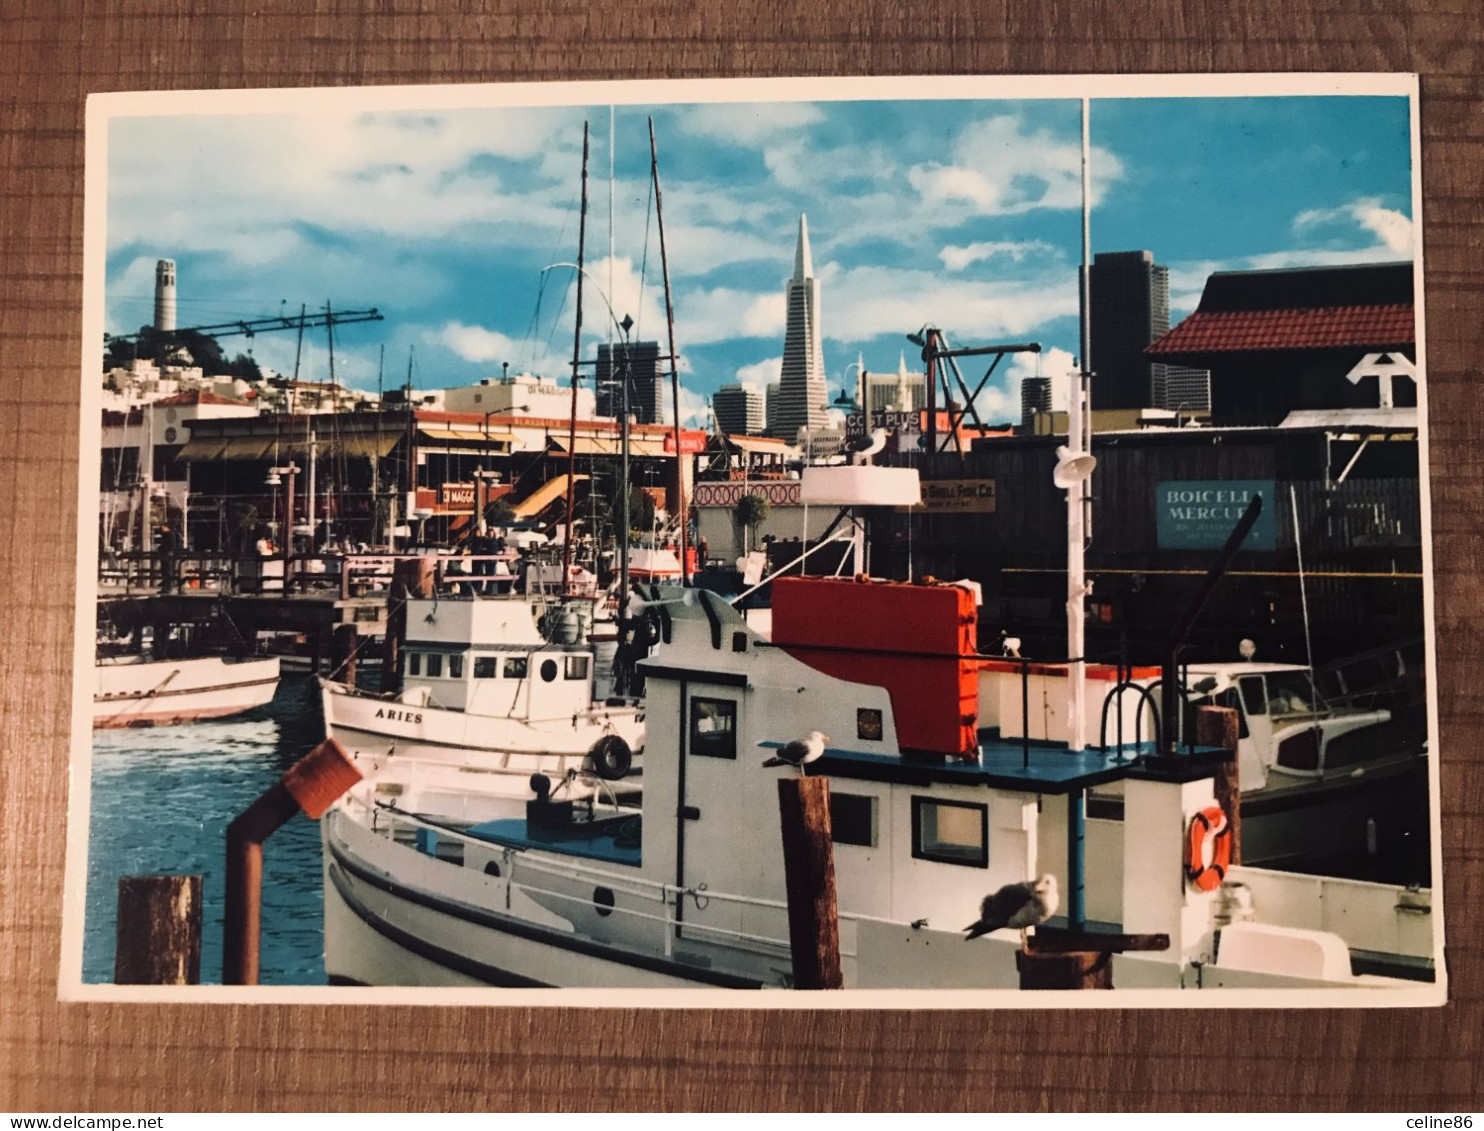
[84,674,328,984]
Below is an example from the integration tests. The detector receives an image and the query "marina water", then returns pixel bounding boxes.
[84,674,327,985]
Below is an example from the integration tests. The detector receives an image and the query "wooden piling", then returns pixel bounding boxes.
[1197,704,1242,865]
[114,874,202,985]
[1016,949,1112,989]
[776,776,842,989]
[331,623,359,686]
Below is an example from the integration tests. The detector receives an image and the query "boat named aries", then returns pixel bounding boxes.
[321,565,1436,993]
[321,593,644,787]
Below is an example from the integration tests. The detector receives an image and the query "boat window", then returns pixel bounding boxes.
[449,655,463,679]
[911,797,988,868]
[503,656,528,680]
[427,653,443,678]
[831,792,877,847]
[689,697,737,759]
[407,652,422,676]
[473,656,497,679]
[1267,671,1324,718]
[539,658,558,683]
[565,655,590,681]
[1239,676,1267,716]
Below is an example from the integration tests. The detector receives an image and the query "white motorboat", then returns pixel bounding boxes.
[322,573,1435,992]
[93,653,281,728]
[320,593,644,791]
[975,656,1429,872]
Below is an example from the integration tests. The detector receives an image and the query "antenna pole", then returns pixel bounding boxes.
[562,122,590,595]
[650,116,689,585]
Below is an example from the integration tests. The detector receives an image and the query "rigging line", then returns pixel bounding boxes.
[637,169,654,343]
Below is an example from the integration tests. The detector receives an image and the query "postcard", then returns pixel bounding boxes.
[63,73,1443,1006]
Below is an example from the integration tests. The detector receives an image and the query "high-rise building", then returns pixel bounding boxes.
[764,381,780,435]
[772,214,829,443]
[1020,374,1053,426]
[712,383,765,435]
[154,259,177,332]
[1084,250,1208,413]
[863,351,926,418]
[595,340,663,423]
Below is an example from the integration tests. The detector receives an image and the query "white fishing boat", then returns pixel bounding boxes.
[975,655,1429,871]
[320,592,644,786]
[321,566,1435,991]
[94,653,280,728]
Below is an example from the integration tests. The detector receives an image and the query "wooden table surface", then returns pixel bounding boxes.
[3,0,1481,1112]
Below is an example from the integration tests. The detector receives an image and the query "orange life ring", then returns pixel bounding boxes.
[1185,805,1232,892]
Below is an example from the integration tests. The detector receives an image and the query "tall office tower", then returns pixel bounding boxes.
[1020,374,1053,426]
[154,259,177,332]
[1084,249,1172,410]
[712,382,765,435]
[764,381,781,435]
[1160,364,1212,414]
[773,214,829,443]
[595,340,663,422]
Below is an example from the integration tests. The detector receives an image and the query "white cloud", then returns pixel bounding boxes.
[1291,196,1412,256]
[977,346,1077,423]
[907,115,1123,217]
[939,239,1058,272]
[735,357,781,392]
[658,385,710,429]
[679,103,825,147]
[676,287,786,346]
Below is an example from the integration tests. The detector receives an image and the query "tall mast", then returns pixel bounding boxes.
[649,116,688,584]
[1066,97,1093,754]
[561,122,590,595]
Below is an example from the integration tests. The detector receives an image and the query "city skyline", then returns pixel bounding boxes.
[101,86,1414,427]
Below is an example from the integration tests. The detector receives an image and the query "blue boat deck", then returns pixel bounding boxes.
[464,817,642,867]
[765,735,1225,794]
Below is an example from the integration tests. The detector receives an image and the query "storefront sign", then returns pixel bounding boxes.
[918,478,996,513]
[439,482,475,509]
[1157,480,1277,550]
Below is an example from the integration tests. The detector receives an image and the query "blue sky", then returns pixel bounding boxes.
[103,92,1413,425]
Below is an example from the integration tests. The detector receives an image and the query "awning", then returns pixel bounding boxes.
[548,436,670,457]
[179,431,402,461]
[417,426,516,446]
[512,473,589,518]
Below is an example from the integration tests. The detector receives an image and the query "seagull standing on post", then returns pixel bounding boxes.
[965,874,1060,946]
[762,730,831,776]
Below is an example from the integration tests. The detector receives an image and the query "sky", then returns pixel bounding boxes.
[102,90,1414,427]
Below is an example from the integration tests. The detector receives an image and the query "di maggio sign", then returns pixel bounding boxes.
[1156,480,1276,550]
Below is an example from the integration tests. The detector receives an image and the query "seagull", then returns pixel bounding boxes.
[761,730,831,775]
[965,874,1059,945]
[844,427,889,465]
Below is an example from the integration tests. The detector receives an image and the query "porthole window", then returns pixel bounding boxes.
[593,886,615,917]
[483,861,501,878]
[540,658,559,682]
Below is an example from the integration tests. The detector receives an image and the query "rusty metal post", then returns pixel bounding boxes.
[776,776,842,989]
[1197,704,1242,865]
[115,874,202,985]
[223,738,362,985]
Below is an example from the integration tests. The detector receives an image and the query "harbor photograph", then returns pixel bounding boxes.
[62,73,1443,1003]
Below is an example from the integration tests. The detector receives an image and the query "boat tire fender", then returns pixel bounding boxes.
[589,734,633,781]
[1185,805,1232,892]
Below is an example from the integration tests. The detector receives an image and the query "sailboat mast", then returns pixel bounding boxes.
[1066,97,1092,754]
[648,117,688,584]
[561,122,590,595]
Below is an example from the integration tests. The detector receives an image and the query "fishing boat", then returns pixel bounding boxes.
[321,551,1435,990]
[94,653,280,728]
[320,591,644,786]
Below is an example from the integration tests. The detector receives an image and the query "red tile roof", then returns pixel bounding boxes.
[154,389,251,407]
[1148,303,1414,357]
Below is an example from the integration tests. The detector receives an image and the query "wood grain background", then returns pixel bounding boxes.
[3,0,1481,1112]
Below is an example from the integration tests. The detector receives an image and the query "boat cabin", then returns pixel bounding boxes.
[396,596,599,719]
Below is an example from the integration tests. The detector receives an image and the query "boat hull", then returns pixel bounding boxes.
[321,679,645,775]
[93,656,281,729]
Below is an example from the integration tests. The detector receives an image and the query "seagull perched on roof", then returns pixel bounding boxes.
[965,874,1059,945]
[844,427,889,465]
[761,730,831,775]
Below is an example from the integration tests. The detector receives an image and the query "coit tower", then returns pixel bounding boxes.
[154,258,177,332]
